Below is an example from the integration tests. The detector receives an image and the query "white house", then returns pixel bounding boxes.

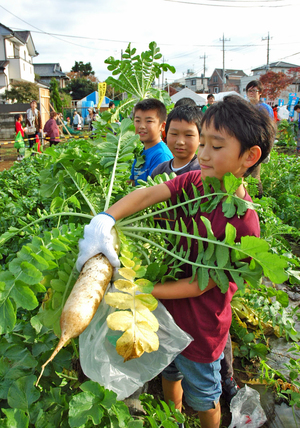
[0,23,38,100]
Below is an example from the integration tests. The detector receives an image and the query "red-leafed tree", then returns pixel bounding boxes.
[259,71,294,101]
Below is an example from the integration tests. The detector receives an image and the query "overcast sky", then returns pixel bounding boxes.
[1,0,299,84]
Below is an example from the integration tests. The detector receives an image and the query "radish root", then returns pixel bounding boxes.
[35,252,114,386]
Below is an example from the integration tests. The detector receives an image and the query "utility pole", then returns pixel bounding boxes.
[219,34,230,91]
[200,53,207,77]
[262,32,272,68]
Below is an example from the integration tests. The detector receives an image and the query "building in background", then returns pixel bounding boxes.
[34,63,70,89]
[0,23,38,101]
[208,68,247,94]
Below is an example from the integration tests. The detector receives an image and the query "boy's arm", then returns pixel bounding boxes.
[152,276,216,300]
[76,183,171,271]
[107,183,171,220]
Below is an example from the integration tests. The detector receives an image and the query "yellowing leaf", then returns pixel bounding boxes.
[107,308,158,332]
[136,307,159,331]
[118,267,136,280]
[105,292,134,309]
[114,278,134,292]
[107,311,133,331]
[136,294,158,311]
[116,322,159,361]
[134,278,154,293]
[119,256,135,268]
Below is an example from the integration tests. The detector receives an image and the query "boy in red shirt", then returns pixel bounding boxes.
[76,96,276,428]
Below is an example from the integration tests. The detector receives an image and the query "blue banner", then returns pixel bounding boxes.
[288,93,299,118]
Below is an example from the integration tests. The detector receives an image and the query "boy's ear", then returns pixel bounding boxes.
[160,121,166,132]
[244,145,262,168]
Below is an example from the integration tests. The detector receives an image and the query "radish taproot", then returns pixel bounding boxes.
[36,228,120,386]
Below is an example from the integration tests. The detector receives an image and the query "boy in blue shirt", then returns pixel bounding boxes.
[129,99,173,185]
[77,96,276,428]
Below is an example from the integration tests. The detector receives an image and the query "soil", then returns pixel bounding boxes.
[0,142,17,171]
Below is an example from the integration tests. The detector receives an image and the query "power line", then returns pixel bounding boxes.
[0,5,118,50]
[164,0,292,7]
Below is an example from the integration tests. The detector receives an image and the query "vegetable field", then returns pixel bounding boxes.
[0,43,300,427]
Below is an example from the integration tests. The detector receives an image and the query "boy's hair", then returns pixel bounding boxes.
[174,97,197,108]
[246,80,263,93]
[294,104,300,111]
[109,101,115,108]
[165,105,203,138]
[15,114,22,121]
[133,98,167,123]
[207,94,215,100]
[50,111,57,119]
[201,95,276,176]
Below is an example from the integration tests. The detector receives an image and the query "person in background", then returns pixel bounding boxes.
[73,110,81,130]
[87,108,97,132]
[15,113,25,160]
[159,97,197,143]
[129,98,173,185]
[202,94,215,113]
[272,104,280,122]
[108,101,116,110]
[25,100,42,149]
[294,104,300,153]
[246,80,274,197]
[43,111,60,146]
[246,80,274,119]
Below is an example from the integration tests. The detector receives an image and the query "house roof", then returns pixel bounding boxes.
[34,63,70,80]
[14,31,30,44]
[0,23,38,57]
[252,61,300,71]
[212,68,247,78]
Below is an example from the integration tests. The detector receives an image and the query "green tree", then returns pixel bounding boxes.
[4,81,39,103]
[64,77,97,100]
[71,61,95,77]
[50,78,62,112]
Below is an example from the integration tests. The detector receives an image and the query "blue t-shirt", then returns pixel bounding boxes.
[130,141,173,185]
[258,102,274,119]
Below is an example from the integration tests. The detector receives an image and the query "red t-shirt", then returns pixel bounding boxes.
[162,170,260,363]
[15,121,24,137]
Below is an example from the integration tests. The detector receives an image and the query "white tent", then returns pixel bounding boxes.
[213,91,243,102]
[171,88,207,106]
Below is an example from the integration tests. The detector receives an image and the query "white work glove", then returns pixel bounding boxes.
[76,212,120,272]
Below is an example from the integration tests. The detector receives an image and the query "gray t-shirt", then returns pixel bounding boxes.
[151,154,200,178]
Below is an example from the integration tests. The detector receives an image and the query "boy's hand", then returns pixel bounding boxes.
[76,213,120,272]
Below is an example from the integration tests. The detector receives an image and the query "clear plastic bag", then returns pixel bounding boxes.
[229,385,267,428]
[79,286,193,400]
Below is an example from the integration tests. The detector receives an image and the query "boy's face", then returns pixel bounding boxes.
[167,120,199,166]
[198,122,250,181]
[19,115,23,122]
[247,87,261,104]
[134,109,165,146]
[207,96,214,105]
